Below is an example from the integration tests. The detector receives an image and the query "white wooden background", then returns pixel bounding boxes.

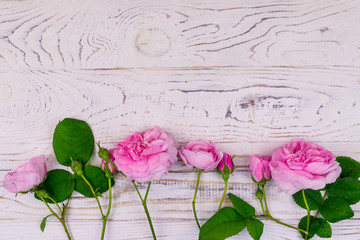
[0,0,359,239]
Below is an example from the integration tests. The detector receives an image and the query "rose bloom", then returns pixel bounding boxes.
[249,154,271,182]
[101,149,117,174]
[112,126,178,182]
[180,140,223,171]
[3,155,47,193]
[269,139,341,195]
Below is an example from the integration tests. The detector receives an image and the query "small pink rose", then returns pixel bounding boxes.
[217,153,235,173]
[179,140,223,171]
[101,149,117,174]
[249,154,271,182]
[113,126,178,182]
[3,155,47,193]
[269,139,341,195]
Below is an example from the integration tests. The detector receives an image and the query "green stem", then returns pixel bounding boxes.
[259,198,266,216]
[315,190,327,218]
[48,196,62,214]
[192,169,202,229]
[218,180,228,211]
[255,187,309,236]
[132,181,157,240]
[302,189,311,240]
[100,178,113,240]
[262,186,270,216]
[80,174,105,217]
[80,174,109,240]
[62,197,71,219]
[144,182,151,201]
[133,181,144,202]
[255,215,308,235]
[37,193,72,240]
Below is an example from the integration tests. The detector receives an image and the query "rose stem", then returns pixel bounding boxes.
[80,175,107,240]
[258,192,266,216]
[132,181,157,240]
[255,215,308,235]
[262,186,270,216]
[218,180,228,211]
[48,196,72,235]
[62,197,71,220]
[46,196,62,212]
[302,189,311,240]
[101,177,113,240]
[37,193,72,240]
[192,169,202,229]
[315,190,327,218]
[96,147,119,240]
[256,187,309,235]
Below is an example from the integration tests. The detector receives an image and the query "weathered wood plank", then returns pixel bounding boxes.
[0,0,359,69]
[1,219,357,240]
[0,217,359,239]
[0,67,359,145]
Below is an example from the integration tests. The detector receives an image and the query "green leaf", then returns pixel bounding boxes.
[327,177,360,205]
[298,216,332,239]
[316,218,332,238]
[245,218,264,240]
[298,215,319,239]
[74,165,114,198]
[320,197,354,223]
[35,169,74,203]
[199,207,245,240]
[292,189,322,210]
[40,214,52,232]
[228,193,255,218]
[53,118,94,166]
[336,156,360,179]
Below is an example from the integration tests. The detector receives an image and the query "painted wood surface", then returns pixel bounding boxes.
[0,0,359,240]
[0,0,360,69]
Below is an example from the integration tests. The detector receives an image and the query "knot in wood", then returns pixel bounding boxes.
[135,28,171,57]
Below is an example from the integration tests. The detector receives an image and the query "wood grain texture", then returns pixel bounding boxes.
[0,0,359,69]
[0,67,359,145]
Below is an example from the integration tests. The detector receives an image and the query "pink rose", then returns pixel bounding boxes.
[113,126,178,182]
[217,153,235,173]
[249,154,271,182]
[101,149,117,174]
[3,155,47,193]
[179,140,223,171]
[269,139,341,195]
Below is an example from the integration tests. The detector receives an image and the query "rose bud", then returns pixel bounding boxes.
[3,155,47,193]
[217,153,235,181]
[97,142,118,175]
[249,154,271,184]
[71,161,83,176]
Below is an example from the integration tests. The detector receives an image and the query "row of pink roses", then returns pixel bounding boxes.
[5,126,340,198]
[101,126,235,183]
[3,125,343,240]
[99,126,341,198]
[4,127,232,192]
